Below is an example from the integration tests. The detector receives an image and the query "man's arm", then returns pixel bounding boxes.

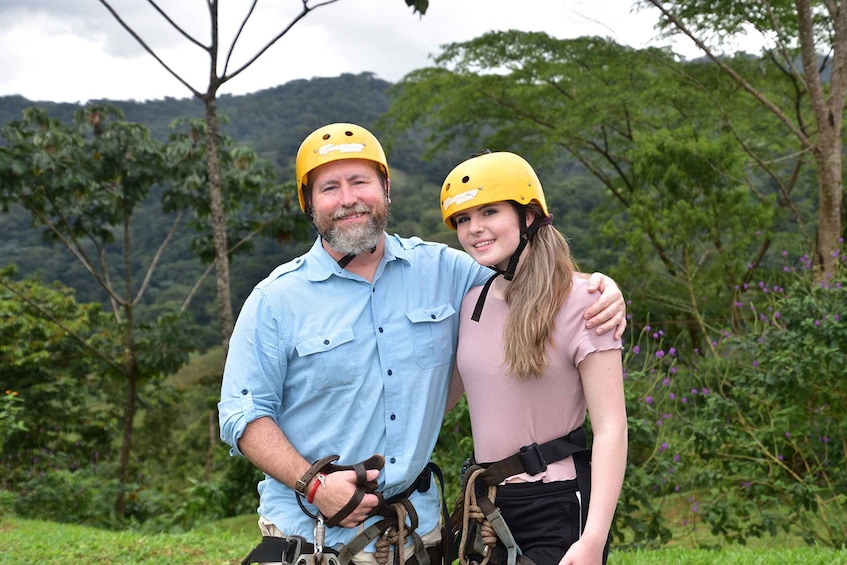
[577,272,627,339]
[238,416,379,527]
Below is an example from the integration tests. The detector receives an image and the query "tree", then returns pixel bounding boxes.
[642,0,845,277]
[0,267,112,488]
[0,106,199,518]
[379,32,798,345]
[97,0,430,351]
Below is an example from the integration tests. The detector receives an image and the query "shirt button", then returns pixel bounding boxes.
[390,414,396,420]
[324,339,330,345]
[390,457,396,464]
[378,327,384,333]
[241,389,248,395]
[430,314,436,319]
[387,369,393,376]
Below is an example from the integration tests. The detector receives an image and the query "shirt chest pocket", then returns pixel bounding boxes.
[406,304,456,369]
[295,327,361,393]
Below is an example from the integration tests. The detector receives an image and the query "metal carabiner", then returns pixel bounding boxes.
[313,513,326,564]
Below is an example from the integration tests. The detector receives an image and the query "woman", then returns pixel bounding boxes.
[441,152,627,565]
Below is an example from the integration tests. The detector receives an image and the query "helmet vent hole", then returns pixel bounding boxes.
[461,175,470,184]
[322,134,331,140]
[344,130,354,136]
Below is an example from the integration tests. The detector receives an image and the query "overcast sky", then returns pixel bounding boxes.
[0,0,703,104]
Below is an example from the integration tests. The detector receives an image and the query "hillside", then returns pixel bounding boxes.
[0,72,607,347]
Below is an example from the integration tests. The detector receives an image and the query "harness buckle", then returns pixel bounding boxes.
[282,535,307,565]
[415,466,432,493]
[518,442,547,476]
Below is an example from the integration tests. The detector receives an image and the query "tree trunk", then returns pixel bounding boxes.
[115,355,138,519]
[203,97,234,352]
[796,0,845,276]
[813,135,844,275]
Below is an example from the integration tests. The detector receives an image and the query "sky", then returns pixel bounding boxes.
[0,0,705,104]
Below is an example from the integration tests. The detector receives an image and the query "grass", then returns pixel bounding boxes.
[0,515,256,564]
[2,514,847,564]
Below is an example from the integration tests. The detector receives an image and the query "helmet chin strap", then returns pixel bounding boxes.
[470,210,553,322]
[336,245,378,269]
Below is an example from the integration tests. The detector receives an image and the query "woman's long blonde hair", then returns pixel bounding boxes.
[502,203,576,378]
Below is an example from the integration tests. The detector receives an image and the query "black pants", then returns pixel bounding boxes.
[486,479,609,565]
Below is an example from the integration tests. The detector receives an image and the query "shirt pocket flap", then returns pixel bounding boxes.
[405,303,456,324]
[295,327,355,357]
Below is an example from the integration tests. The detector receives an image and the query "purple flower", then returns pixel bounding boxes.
[645,396,653,404]
[669,347,677,356]
[785,432,791,438]
[753,360,759,368]
[633,346,641,355]
[673,454,680,462]
[669,392,676,400]
[656,350,666,359]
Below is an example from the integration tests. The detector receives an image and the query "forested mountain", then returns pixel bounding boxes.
[1,72,607,350]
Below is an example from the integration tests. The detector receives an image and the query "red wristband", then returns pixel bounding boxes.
[307,472,326,504]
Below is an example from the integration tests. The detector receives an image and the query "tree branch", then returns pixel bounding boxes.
[97,0,203,98]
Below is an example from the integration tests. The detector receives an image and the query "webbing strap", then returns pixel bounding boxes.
[477,427,592,534]
[241,535,337,565]
[336,462,447,565]
[476,428,588,486]
[475,498,520,565]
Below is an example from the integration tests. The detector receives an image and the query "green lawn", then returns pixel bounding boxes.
[2,515,846,564]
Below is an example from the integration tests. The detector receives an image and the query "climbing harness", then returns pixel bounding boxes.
[451,428,592,565]
[241,456,450,565]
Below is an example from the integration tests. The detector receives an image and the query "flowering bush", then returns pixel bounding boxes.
[680,246,847,547]
[613,322,696,547]
[612,243,847,548]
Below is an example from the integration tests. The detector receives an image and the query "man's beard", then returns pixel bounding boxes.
[313,197,390,257]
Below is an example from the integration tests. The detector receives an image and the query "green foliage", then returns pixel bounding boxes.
[680,249,847,547]
[0,391,26,450]
[13,463,125,529]
[380,30,814,349]
[616,245,847,549]
[433,396,474,505]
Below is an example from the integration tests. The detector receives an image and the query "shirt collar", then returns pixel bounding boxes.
[304,234,411,282]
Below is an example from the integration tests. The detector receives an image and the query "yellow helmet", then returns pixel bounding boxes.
[440,151,549,229]
[295,123,390,214]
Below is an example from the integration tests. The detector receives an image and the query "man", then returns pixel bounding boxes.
[219,123,626,565]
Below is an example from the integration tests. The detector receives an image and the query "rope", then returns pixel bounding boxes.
[458,468,498,565]
[374,502,410,565]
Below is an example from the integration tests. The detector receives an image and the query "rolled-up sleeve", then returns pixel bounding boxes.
[218,287,286,456]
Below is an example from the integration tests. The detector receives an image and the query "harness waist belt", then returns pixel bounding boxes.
[476,427,588,486]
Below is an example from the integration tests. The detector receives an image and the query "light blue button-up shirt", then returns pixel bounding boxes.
[219,234,490,549]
